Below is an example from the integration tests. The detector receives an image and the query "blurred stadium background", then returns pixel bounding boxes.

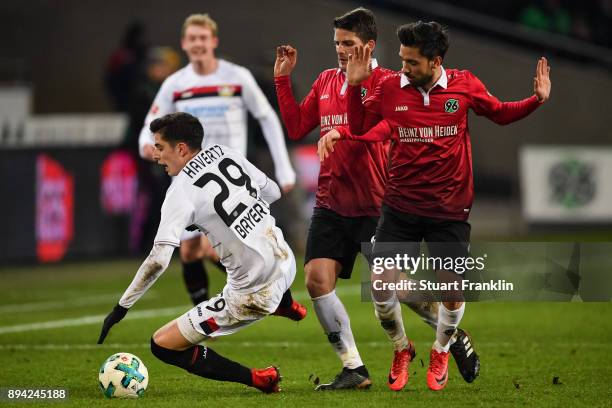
[0,2,611,405]
[0,0,612,263]
[1,0,611,264]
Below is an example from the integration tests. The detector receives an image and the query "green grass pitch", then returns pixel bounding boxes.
[0,257,610,407]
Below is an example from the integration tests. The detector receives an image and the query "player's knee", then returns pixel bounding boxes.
[181,236,205,259]
[442,300,463,311]
[200,238,220,262]
[180,245,202,263]
[151,328,167,347]
[305,266,332,297]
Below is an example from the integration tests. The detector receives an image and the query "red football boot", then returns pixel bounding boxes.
[251,366,281,393]
[427,348,450,391]
[388,340,416,391]
[272,300,307,321]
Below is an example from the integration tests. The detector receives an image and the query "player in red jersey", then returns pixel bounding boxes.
[276,9,479,392]
[335,21,551,391]
[274,8,390,391]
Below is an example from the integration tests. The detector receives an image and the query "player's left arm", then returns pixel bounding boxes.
[470,57,551,125]
[240,68,296,192]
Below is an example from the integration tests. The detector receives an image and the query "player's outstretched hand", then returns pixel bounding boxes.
[317,129,342,162]
[97,304,128,344]
[347,45,372,86]
[274,45,297,77]
[534,57,551,103]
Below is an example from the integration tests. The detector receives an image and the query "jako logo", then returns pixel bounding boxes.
[395,105,408,111]
[320,94,330,100]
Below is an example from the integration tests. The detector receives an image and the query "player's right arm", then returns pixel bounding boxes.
[97,183,192,344]
[96,243,175,344]
[274,45,320,140]
[317,120,391,161]
[137,77,176,160]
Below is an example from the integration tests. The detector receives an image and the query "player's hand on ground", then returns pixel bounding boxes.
[317,129,342,161]
[274,45,297,77]
[534,57,551,103]
[97,304,128,344]
[347,45,372,86]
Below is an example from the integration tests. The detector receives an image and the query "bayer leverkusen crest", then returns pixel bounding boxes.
[218,85,237,97]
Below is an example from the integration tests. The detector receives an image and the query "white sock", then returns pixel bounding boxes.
[373,296,409,351]
[434,303,465,352]
[312,290,364,369]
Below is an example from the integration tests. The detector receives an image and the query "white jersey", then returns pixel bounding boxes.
[154,144,291,293]
[138,60,295,187]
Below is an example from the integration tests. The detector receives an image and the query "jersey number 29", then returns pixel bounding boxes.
[193,158,258,227]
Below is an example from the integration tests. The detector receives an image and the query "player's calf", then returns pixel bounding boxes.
[182,260,209,305]
[150,338,273,392]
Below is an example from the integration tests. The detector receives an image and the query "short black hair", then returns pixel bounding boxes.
[333,7,377,43]
[150,112,203,150]
[397,21,449,60]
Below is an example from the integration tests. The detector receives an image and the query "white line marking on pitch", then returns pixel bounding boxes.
[0,306,187,335]
[0,284,363,335]
[0,341,608,351]
[0,282,360,316]
[0,291,159,314]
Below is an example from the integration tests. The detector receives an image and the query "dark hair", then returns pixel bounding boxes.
[397,21,449,60]
[150,112,203,150]
[333,7,377,43]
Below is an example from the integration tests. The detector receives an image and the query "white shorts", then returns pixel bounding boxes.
[176,252,296,344]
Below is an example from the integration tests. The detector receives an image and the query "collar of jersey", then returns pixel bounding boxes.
[400,65,448,89]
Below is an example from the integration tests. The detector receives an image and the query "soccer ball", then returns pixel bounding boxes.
[98,352,149,398]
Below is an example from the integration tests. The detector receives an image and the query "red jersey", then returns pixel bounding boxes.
[275,63,394,217]
[347,67,541,221]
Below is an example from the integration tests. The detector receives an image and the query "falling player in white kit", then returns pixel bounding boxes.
[98,112,297,393]
[138,14,300,311]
